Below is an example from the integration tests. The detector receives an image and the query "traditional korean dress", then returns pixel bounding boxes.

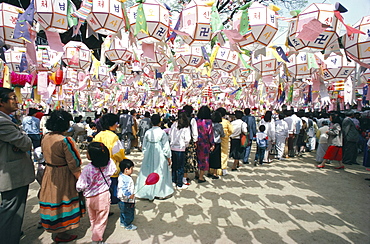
[135,126,173,200]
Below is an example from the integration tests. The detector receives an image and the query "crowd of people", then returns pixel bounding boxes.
[1,86,370,244]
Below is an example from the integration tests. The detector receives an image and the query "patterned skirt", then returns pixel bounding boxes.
[184,141,198,173]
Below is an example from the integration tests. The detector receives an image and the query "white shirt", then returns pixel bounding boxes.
[230,119,248,139]
[275,119,289,138]
[259,119,276,143]
[169,122,191,152]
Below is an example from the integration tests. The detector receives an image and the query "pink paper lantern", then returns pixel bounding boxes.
[180,0,212,46]
[287,3,341,53]
[0,3,25,46]
[62,41,92,70]
[129,0,170,43]
[233,2,278,51]
[86,0,125,35]
[34,0,71,33]
[342,15,370,64]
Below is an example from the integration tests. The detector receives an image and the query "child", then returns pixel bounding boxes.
[117,159,137,230]
[87,122,98,142]
[255,125,268,166]
[76,142,117,244]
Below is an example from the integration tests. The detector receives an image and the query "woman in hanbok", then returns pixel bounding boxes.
[135,114,174,201]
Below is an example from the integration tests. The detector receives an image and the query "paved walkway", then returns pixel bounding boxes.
[20,148,370,244]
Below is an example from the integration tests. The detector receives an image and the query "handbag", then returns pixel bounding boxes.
[240,132,250,147]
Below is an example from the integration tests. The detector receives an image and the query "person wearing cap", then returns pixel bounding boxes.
[342,111,360,165]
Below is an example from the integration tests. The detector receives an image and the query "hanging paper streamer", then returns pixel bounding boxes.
[210,3,224,31]
[238,2,252,36]
[134,2,149,36]
[13,1,35,43]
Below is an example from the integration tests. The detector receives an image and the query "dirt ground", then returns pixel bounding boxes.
[20,147,370,244]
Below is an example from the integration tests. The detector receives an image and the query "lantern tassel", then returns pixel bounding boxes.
[14,87,22,103]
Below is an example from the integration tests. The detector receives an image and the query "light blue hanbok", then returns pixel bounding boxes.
[135,126,174,200]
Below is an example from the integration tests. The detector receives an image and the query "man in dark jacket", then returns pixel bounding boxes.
[342,111,360,165]
[0,87,34,244]
[242,108,257,164]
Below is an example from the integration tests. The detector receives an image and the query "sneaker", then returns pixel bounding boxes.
[125,224,137,230]
[222,169,228,176]
[177,185,188,190]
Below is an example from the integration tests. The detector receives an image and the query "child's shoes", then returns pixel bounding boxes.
[121,224,137,230]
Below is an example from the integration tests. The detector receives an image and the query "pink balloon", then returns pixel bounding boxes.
[145,173,160,185]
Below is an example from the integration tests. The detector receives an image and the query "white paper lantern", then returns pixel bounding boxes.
[342,15,370,64]
[287,53,312,79]
[252,53,280,76]
[180,0,212,46]
[129,0,170,43]
[0,3,25,46]
[233,2,278,51]
[105,35,132,63]
[86,0,125,35]
[34,0,70,33]
[4,48,26,73]
[319,51,355,82]
[287,3,341,53]
[213,45,239,73]
[62,41,91,70]
[175,45,205,70]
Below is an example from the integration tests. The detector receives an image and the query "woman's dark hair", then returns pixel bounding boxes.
[264,111,272,122]
[211,111,222,123]
[330,114,342,125]
[74,116,82,123]
[234,110,243,119]
[46,110,72,133]
[259,125,266,132]
[151,114,161,126]
[0,87,14,103]
[100,113,119,130]
[85,117,92,124]
[177,111,189,129]
[119,159,134,173]
[197,105,211,119]
[183,105,194,117]
[88,142,110,167]
[216,107,227,117]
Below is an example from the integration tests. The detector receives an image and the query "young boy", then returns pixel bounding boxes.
[117,159,137,230]
[254,125,268,166]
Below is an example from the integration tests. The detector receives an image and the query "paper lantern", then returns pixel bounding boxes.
[287,53,312,79]
[36,46,60,72]
[252,53,280,76]
[142,51,168,68]
[233,2,278,51]
[105,35,132,63]
[319,51,355,82]
[175,45,205,70]
[4,48,27,73]
[180,0,212,46]
[129,0,170,43]
[342,15,370,64]
[0,3,25,46]
[34,0,71,33]
[163,72,180,83]
[86,0,125,35]
[213,45,239,73]
[62,41,91,70]
[287,3,341,53]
